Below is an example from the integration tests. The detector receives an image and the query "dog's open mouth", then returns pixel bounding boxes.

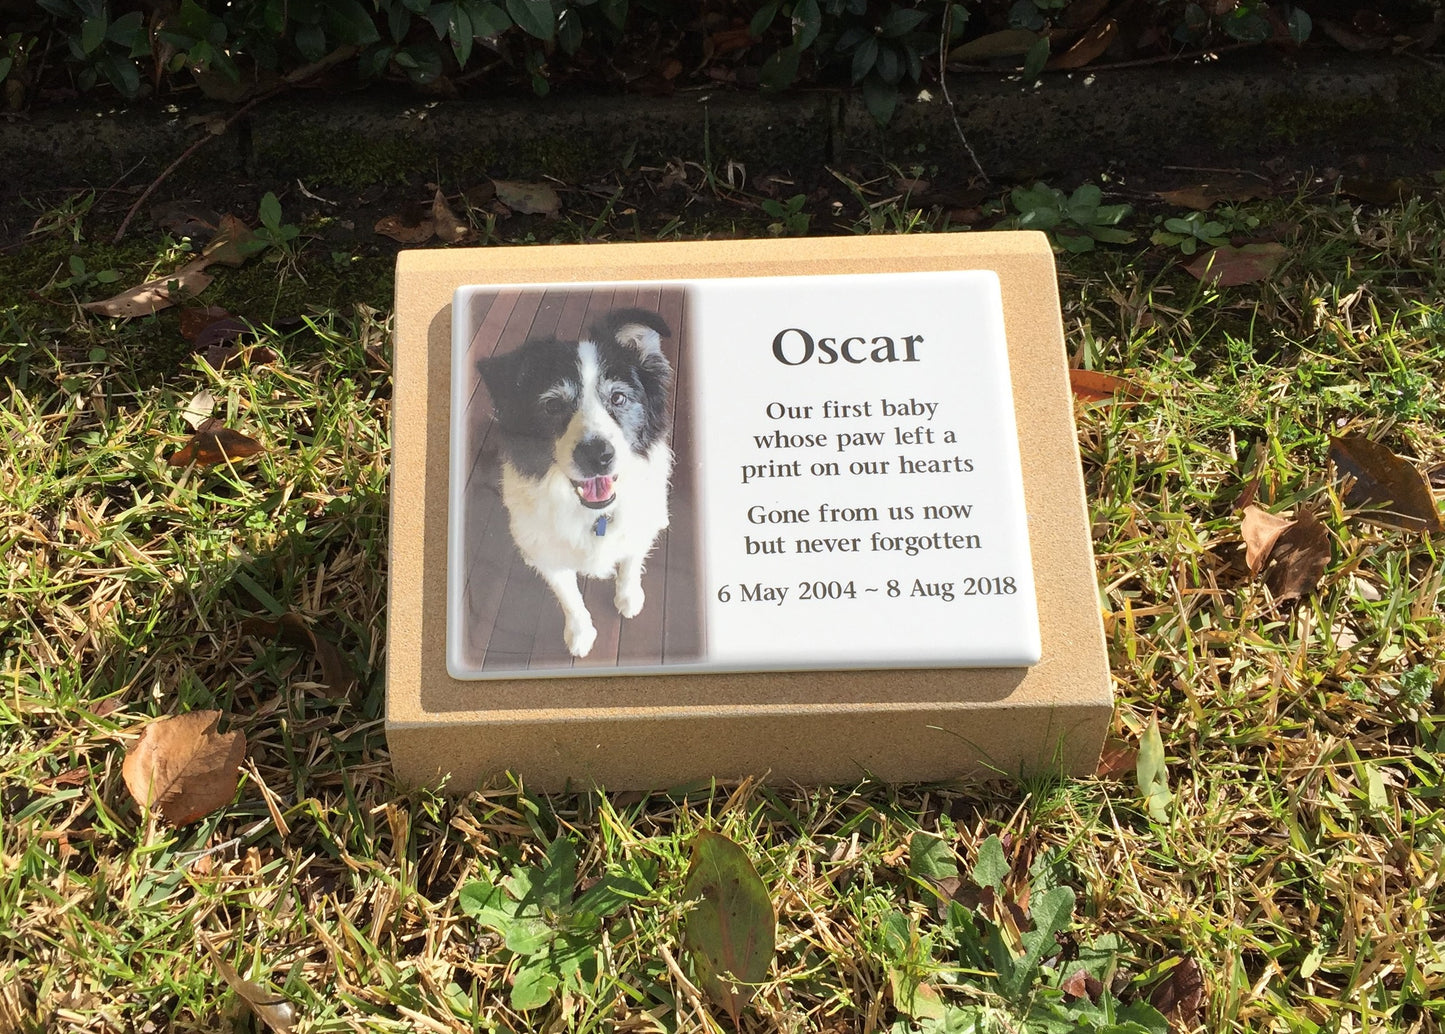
[573,474,616,509]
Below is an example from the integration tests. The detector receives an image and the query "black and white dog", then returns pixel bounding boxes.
[479,309,673,658]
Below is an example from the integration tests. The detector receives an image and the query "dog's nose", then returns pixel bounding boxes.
[574,436,615,474]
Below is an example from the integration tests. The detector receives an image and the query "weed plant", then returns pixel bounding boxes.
[2,188,1444,1032]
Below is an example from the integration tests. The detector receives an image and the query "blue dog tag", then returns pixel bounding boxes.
[593,514,609,536]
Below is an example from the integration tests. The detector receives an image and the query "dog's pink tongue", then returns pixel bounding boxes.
[581,475,614,503]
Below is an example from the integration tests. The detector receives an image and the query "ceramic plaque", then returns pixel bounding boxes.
[447,270,1040,679]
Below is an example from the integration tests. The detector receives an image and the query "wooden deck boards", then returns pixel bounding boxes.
[455,285,701,674]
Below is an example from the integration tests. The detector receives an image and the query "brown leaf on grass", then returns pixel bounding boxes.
[493,180,562,216]
[207,343,279,372]
[926,874,965,919]
[242,613,358,697]
[1339,177,1412,206]
[1156,174,1270,210]
[1069,369,1143,402]
[121,710,245,825]
[464,181,498,208]
[152,201,223,241]
[1049,18,1116,69]
[181,389,218,431]
[41,767,90,789]
[1149,956,1205,1029]
[200,214,261,268]
[179,306,233,341]
[1095,736,1138,779]
[374,212,435,244]
[1264,509,1330,602]
[1240,504,1293,575]
[1060,967,1102,1001]
[432,188,470,243]
[946,207,985,226]
[949,28,1040,61]
[1235,475,1261,511]
[1183,242,1288,287]
[194,317,249,352]
[82,258,213,318]
[168,427,266,467]
[199,931,297,1033]
[1328,435,1443,533]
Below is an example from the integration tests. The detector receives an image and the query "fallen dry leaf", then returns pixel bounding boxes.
[1095,736,1138,779]
[1069,368,1143,402]
[152,200,223,240]
[1339,177,1412,206]
[242,613,357,697]
[201,214,261,268]
[1184,242,1288,287]
[168,427,266,467]
[1235,475,1261,511]
[374,212,435,244]
[207,343,279,372]
[432,188,470,243]
[464,181,498,207]
[1060,967,1102,1001]
[493,179,562,216]
[1328,434,1443,533]
[40,767,90,789]
[949,28,1040,61]
[121,710,245,825]
[182,389,217,431]
[1049,18,1116,69]
[179,305,233,341]
[1150,956,1205,1030]
[1156,174,1270,210]
[194,316,249,352]
[200,931,297,1033]
[1263,509,1330,602]
[1240,504,1294,574]
[82,258,214,318]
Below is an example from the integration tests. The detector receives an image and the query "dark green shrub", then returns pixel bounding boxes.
[9,1,1405,118]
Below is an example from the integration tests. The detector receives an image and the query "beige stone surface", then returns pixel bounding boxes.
[387,233,1111,790]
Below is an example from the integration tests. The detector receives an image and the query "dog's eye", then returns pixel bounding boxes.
[609,390,629,407]
[541,396,569,415]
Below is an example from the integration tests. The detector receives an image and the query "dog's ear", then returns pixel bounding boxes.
[478,347,527,419]
[597,308,670,358]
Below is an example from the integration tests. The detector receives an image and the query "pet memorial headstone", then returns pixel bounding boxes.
[387,234,1111,790]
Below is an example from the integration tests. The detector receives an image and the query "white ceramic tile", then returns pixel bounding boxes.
[447,271,1040,678]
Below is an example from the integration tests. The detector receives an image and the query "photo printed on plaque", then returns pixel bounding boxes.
[447,271,1039,679]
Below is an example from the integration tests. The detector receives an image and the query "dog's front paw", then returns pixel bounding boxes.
[565,617,597,657]
[615,583,644,619]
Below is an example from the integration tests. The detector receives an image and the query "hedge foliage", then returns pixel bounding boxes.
[2,1,1412,122]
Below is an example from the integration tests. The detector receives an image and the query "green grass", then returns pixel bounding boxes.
[2,184,1445,1033]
